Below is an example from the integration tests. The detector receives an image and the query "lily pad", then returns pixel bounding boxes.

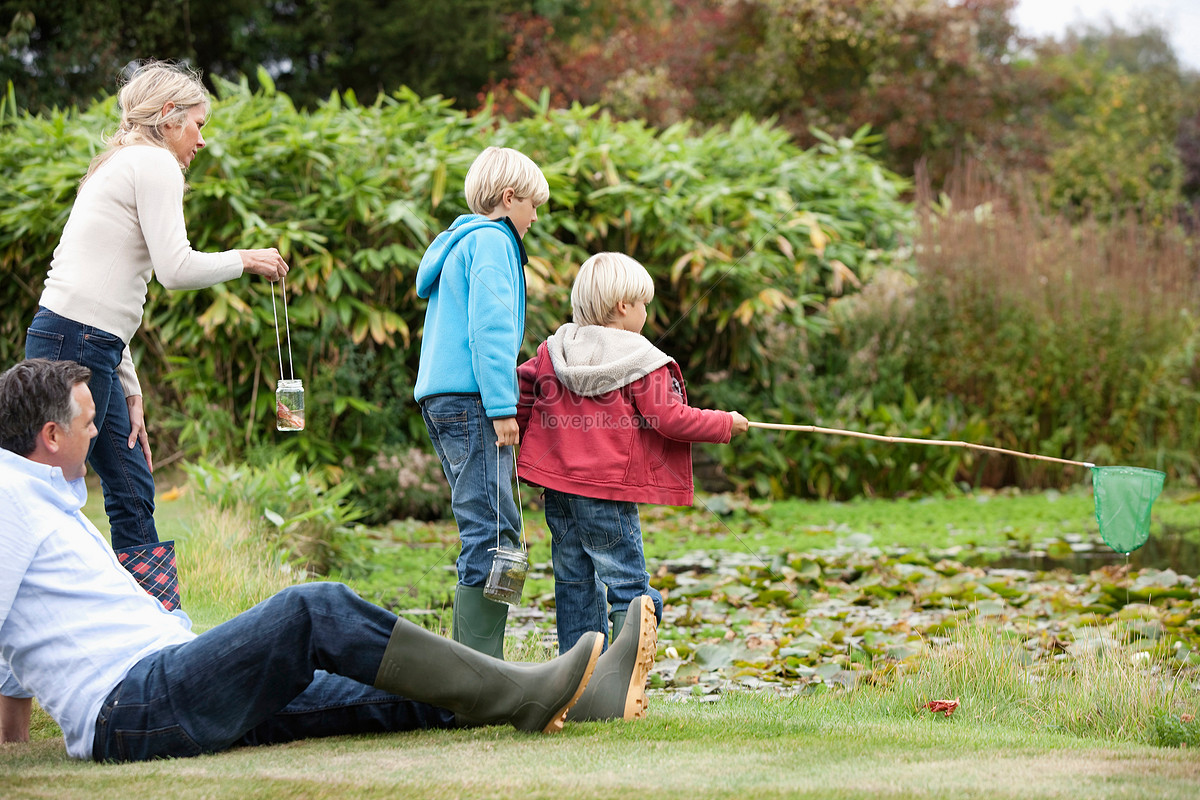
[793,558,823,582]
[636,535,1200,702]
[972,599,1007,617]
[813,662,842,680]
[672,661,703,686]
[694,643,738,669]
[885,642,924,660]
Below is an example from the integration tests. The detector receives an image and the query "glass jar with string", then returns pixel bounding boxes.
[271,276,304,432]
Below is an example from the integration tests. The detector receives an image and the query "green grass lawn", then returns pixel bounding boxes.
[5,694,1198,799]
[2,477,1197,799]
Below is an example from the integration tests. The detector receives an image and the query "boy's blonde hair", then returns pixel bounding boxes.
[464,146,550,215]
[571,252,655,327]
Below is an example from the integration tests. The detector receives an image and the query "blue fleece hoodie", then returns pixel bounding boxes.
[413,214,528,418]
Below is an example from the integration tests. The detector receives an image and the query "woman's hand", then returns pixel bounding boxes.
[239,248,291,282]
[126,394,154,473]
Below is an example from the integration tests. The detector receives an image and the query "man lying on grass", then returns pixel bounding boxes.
[0,358,657,762]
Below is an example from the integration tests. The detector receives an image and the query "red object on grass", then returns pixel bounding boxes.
[923,698,960,717]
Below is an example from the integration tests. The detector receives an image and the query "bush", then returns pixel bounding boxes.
[8,75,1191,504]
[353,445,451,524]
[1,74,912,503]
[815,161,1200,492]
[182,455,372,575]
[1151,712,1200,748]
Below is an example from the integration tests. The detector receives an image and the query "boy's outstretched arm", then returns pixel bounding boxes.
[630,368,735,443]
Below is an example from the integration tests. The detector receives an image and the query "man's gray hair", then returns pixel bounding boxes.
[0,359,92,456]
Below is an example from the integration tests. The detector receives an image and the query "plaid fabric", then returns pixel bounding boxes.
[114,540,181,611]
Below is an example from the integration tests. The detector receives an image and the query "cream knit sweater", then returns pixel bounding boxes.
[39,145,243,396]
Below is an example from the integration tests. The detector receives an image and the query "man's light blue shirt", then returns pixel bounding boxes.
[0,448,194,759]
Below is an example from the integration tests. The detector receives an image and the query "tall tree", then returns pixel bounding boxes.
[244,0,520,106]
[492,0,1051,182]
[1033,21,1192,218]
[1,0,520,111]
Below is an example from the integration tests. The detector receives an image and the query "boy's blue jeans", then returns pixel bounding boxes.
[25,307,158,549]
[543,488,664,654]
[420,394,522,586]
[91,583,455,762]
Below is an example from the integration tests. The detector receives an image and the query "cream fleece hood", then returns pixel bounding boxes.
[546,323,675,397]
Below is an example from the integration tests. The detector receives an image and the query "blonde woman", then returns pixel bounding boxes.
[24,61,288,566]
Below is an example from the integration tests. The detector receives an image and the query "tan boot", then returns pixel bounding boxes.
[375,619,602,733]
[566,596,658,721]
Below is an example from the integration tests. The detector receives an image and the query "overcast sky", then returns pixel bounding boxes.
[1012,0,1200,71]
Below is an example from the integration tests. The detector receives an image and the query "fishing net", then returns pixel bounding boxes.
[742,420,1168,555]
[1091,466,1166,554]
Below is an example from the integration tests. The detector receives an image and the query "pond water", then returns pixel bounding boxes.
[964,525,1200,576]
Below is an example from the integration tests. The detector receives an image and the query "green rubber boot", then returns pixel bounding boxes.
[565,595,658,722]
[451,584,508,659]
[609,609,628,644]
[374,619,603,733]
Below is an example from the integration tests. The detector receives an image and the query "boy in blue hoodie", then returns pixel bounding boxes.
[414,146,548,658]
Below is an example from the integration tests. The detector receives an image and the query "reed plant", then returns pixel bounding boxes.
[828,159,1200,491]
[181,455,372,576]
[878,620,1199,745]
[177,506,307,630]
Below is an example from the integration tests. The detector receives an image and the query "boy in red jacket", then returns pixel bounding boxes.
[516,252,748,665]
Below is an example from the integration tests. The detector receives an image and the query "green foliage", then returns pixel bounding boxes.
[496,0,1050,183]
[181,455,371,575]
[0,0,521,113]
[4,72,1193,507]
[1032,24,1192,220]
[733,0,1038,179]
[354,445,451,524]
[497,1,1200,217]
[831,175,1200,491]
[1,77,912,503]
[1151,711,1200,747]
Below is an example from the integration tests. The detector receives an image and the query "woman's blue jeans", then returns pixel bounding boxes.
[420,394,522,586]
[543,488,664,654]
[91,583,455,762]
[25,307,158,549]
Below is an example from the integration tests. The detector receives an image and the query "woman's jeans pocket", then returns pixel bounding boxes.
[23,328,65,360]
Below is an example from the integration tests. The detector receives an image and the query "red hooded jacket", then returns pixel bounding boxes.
[515,328,733,506]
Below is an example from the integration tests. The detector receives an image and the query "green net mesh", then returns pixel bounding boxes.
[1091,466,1166,554]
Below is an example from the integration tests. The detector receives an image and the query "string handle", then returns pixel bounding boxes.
[496,445,527,553]
[270,276,295,382]
[747,421,1095,469]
